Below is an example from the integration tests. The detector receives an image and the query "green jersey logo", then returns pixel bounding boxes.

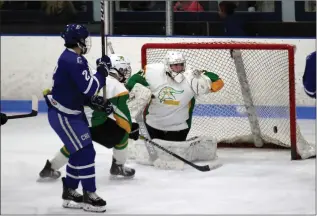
[158,86,184,105]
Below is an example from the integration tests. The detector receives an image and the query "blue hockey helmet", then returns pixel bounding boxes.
[61,24,91,55]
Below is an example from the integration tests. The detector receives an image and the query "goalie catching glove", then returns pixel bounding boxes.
[184,69,224,95]
[184,69,212,95]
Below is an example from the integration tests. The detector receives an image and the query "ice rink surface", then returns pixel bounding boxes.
[1,114,315,214]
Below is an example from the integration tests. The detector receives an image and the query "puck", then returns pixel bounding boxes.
[273,126,278,133]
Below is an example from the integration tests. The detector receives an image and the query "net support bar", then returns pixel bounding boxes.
[232,49,264,148]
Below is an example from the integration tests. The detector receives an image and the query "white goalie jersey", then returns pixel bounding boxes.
[137,63,213,131]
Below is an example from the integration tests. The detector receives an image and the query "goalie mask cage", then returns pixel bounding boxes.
[141,42,315,160]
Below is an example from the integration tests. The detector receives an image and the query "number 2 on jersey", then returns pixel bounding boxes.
[82,70,91,81]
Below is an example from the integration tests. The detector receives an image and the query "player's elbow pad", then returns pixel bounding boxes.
[83,74,105,96]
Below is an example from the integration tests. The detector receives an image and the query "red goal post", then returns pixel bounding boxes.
[140,42,315,160]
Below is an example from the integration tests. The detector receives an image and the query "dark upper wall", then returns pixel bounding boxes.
[1,22,315,38]
[0,1,315,37]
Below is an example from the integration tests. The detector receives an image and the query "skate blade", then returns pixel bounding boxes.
[109,174,135,180]
[36,176,60,183]
[83,204,106,213]
[37,171,61,182]
[62,200,83,209]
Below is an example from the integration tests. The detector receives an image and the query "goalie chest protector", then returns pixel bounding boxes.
[143,63,196,131]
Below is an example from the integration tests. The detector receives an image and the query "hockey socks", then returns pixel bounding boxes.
[65,144,97,192]
[50,146,69,170]
[113,147,128,165]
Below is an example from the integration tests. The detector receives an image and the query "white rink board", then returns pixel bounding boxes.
[1,36,316,107]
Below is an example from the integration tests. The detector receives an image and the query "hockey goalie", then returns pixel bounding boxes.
[126,51,224,169]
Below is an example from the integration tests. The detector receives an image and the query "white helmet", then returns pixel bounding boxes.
[164,51,186,83]
[109,54,132,83]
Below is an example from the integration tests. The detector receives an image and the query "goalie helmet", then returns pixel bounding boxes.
[109,54,132,83]
[164,51,186,83]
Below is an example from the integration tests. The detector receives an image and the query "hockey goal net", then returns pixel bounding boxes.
[141,42,315,160]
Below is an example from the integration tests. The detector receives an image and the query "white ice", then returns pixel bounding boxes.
[1,114,316,214]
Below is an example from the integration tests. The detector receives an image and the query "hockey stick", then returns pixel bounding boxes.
[135,111,159,162]
[100,0,106,58]
[107,41,115,54]
[7,95,38,119]
[100,0,107,102]
[140,135,221,172]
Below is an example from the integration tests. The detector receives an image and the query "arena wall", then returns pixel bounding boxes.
[1,36,315,119]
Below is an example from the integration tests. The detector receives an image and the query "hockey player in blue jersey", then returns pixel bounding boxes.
[303,51,316,99]
[46,24,109,212]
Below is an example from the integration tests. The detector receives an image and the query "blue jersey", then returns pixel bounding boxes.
[303,51,316,98]
[49,48,105,115]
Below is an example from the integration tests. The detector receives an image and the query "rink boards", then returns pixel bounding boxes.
[1,100,315,120]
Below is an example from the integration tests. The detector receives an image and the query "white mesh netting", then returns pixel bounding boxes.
[140,42,315,160]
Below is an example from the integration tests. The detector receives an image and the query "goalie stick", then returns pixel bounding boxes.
[7,95,38,119]
[135,110,159,162]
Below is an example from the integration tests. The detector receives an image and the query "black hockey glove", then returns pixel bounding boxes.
[129,122,139,140]
[96,55,111,77]
[1,112,8,126]
[89,95,114,115]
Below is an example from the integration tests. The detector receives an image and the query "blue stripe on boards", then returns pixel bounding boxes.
[1,100,315,120]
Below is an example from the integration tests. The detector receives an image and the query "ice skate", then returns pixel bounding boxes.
[62,177,83,209]
[110,157,135,179]
[82,190,106,213]
[38,160,61,181]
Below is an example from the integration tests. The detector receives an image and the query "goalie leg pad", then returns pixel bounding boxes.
[128,136,218,168]
[127,83,152,120]
[128,139,153,166]
[152,136,217,162]
[189,136,218,161]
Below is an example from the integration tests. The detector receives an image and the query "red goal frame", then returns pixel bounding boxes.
[141,42,300,160]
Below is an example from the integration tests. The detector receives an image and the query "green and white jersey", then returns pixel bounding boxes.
[85,76,132,134]
[126,63,223,131]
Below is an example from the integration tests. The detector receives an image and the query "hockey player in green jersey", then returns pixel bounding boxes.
[126,51,224,141]
[39,54,139,180]
[126,51,223,167]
